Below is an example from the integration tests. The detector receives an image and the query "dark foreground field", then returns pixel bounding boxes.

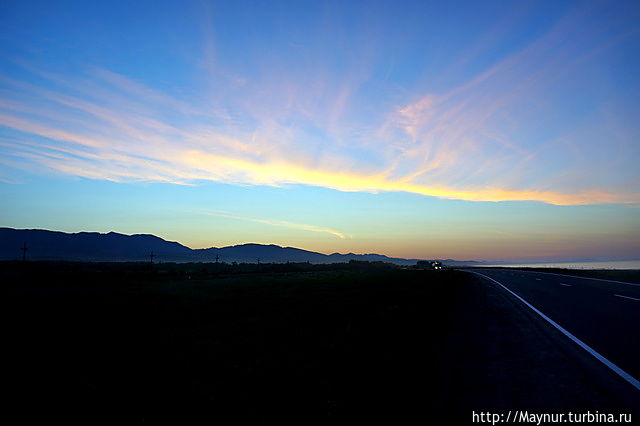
[4,262,637,424]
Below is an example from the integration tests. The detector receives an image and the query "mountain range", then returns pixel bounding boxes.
[0,227,479,266]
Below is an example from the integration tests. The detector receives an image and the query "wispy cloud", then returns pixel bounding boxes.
[202,210,347,240]
[0,4,638,206]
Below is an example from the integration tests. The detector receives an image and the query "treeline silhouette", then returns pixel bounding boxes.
[1,259,403,284]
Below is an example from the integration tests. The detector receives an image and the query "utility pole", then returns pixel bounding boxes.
[215,254,219,264]
[21,242,28,261]
[149,251,155,265]
[257,257,260,265]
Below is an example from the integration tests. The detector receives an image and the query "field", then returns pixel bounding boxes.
[5,261,470,423]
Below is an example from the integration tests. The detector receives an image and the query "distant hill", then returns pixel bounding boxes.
[0,227,480,266]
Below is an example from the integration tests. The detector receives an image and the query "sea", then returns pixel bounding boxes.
[477,260,640,270]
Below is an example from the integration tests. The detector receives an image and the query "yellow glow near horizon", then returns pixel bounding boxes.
[181,150,640,206]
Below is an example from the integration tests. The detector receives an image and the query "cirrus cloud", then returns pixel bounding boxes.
[1,4,639,207]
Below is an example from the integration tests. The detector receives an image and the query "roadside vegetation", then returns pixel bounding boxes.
[4,261,464,423]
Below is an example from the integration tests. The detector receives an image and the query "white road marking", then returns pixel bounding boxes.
[560,283,572,287]
[535,278,542,281]
[614,294,640,302]
[469,271,640,392]
[503,270,640,287]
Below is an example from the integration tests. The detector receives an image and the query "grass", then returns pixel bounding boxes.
[4,261,466,423]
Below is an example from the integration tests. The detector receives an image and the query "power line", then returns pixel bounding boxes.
[21,242,28,261]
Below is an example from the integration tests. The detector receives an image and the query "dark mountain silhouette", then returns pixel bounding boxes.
[0,228,192,262]
[0,227,479,266]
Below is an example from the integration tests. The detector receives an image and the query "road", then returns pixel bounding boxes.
[467,268,640,393]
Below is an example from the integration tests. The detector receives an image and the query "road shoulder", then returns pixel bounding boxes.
[432,272,637,424]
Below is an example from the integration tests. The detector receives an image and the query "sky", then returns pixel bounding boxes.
[1,0,639,262]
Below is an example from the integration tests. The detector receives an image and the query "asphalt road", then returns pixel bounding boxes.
[467,268,640,393]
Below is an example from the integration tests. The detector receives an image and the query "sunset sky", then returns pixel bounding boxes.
[1,0,639,262]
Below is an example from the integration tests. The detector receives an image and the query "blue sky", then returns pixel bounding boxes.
[1,0,639,261]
